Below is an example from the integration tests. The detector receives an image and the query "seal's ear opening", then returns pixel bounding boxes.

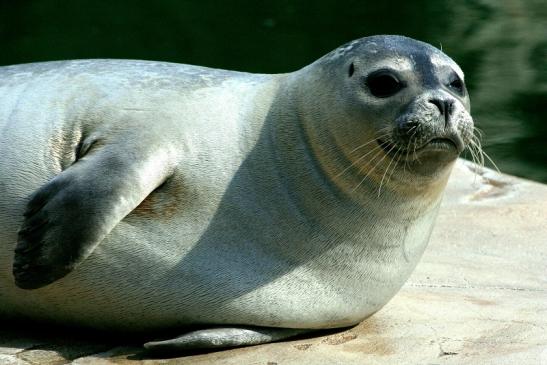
[348,62,355,77]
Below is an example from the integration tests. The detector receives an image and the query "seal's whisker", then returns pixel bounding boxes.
[407,135,417,171]
[405,125,422,163]
[402,148,408,173]
[376,124,392,133]
[411,137,421,164]
[352,146,391,193]
[406,125,418,136]
[470,139,499,173]
[474,136,486,168]
[470,127,485,166]
[482,150,500,173]
[465,141,481,184]
[358,145,394,193]
[475,142,484,168]
[348,139,379,154]
[401,140,410,172]
[407,131,419,146]
[337,144,384,178]
[352,152,384,191]
[469,136,485,168]
[348,132,391,154]
[407,127,420,146]
[471,149,481,185]
[462,149,473,181]
[465,136,489,185]
[377,145,398,197]
[402,130,419,171]
[383,150,403,196]
[473,126,484,139]
[467,140,480,168]
[404,148,410,172]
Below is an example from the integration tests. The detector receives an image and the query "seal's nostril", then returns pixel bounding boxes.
[429,98,454,126]
[445,99,454,116]
[429,98,445,115]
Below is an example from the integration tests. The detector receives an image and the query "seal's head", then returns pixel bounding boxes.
[297,35,474,193]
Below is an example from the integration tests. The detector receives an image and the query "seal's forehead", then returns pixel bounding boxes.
[325,35,464,79]
[429,52,464,79]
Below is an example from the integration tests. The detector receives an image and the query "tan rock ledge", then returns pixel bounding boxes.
[1,159,546,364]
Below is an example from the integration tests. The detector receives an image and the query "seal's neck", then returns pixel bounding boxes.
[267,73,452,226]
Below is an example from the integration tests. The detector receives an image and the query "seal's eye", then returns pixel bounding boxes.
[448,75,465,95]
[366,71,404,98]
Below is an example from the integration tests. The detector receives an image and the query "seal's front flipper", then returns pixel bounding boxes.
[13,133,177,289]
[144,326,311,354]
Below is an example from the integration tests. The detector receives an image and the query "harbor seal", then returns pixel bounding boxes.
[0,35,473,352]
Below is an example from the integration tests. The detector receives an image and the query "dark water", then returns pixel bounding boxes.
[1,0,546,182]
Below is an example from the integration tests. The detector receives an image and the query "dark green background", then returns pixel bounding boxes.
[1,0,546,181]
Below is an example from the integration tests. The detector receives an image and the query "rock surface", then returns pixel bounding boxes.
[1,159,546,364]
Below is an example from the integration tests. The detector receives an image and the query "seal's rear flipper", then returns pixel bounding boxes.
[13,132,177,289]
[143,327,311,353]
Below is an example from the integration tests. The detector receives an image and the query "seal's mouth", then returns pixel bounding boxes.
[377,136,463,158]
[425,138,459,151]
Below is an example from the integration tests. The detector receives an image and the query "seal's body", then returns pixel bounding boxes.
[0,36,473,351]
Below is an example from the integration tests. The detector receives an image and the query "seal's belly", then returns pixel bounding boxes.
[35,209,433,330]
[0,194,434,331]
[221,217,434,329]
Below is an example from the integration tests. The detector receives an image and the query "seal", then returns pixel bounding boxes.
[0,35,474,352]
